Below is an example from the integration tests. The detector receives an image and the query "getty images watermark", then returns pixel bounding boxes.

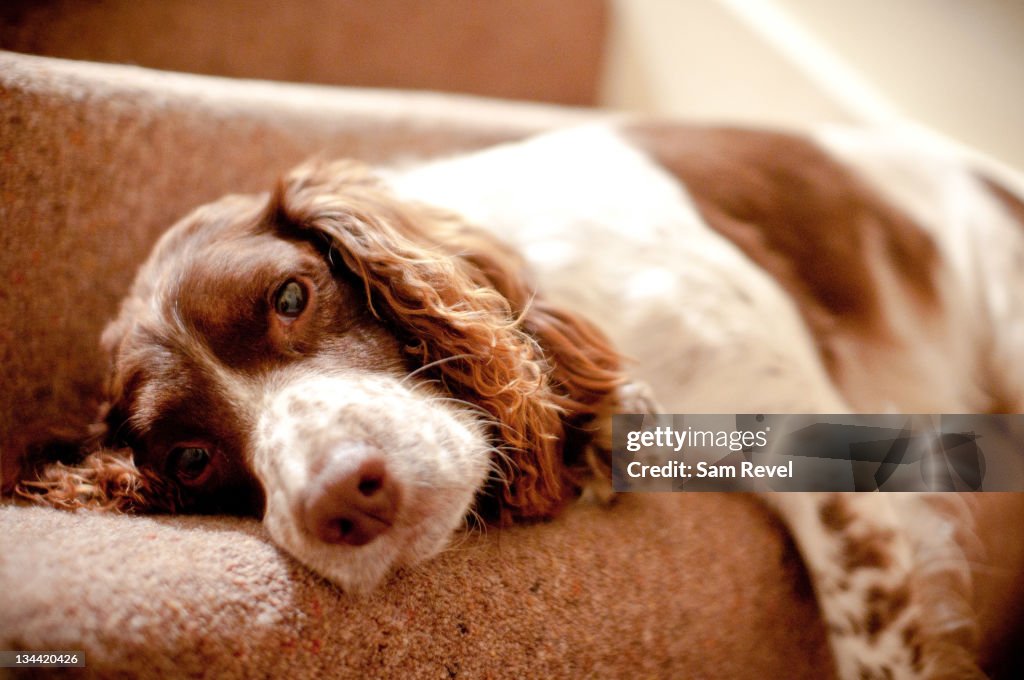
[612,414,1024,492]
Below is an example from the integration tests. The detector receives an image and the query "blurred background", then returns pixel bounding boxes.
[604,0,1024,173]
[2,0,1022,169]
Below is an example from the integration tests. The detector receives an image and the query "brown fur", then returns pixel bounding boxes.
[275,160,624,521]
[819,495,854,533]
[17,448,180,513]
[18,159,625,524]
[842,531,895,571]
[978,173,1024,232]
[627,123,941,375]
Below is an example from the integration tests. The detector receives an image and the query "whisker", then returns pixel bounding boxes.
[420,393,531,453]
[400,354,477,386]
[401,360,537,458]
[462,506,488,534]
[425,395,494,419]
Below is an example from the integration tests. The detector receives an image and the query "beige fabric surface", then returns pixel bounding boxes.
[0,495,834,678]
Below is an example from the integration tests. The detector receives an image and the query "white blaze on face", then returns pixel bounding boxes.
[251,371,491,593]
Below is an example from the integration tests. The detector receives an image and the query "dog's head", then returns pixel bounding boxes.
[21,160,625,592]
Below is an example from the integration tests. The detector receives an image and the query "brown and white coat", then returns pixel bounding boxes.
[23,122,1024,679]
[385,123,1024,679]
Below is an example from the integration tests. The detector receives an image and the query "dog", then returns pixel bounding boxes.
[20,122,1024,679]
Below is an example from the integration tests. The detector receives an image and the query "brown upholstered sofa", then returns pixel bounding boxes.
[1,11,1023,677]
[0,48,842,679]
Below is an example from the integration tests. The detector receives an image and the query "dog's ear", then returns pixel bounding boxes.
[16,389,178,513]
[15,445,180,513]
[274,160,629,522]
[15,299,175,513]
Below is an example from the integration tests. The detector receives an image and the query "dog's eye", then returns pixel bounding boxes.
[169,446,212,483]
[274,280,306,318]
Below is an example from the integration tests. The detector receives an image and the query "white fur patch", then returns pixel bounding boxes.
[251,372,489,594]
[389,125,849,414]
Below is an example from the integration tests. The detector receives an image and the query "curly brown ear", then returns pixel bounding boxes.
[15,448,179,513]
[276,160,628,522]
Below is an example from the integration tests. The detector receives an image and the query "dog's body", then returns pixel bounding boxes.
[23,123,1024,679]
[391,124,1024,417]
[386,123,1024,679]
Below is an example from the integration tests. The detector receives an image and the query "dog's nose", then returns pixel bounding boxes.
[302,448,401,547]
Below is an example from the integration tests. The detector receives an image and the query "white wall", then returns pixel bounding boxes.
[601,0,1024,171]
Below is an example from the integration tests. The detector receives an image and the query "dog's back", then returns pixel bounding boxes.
[390,123,1024,417]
